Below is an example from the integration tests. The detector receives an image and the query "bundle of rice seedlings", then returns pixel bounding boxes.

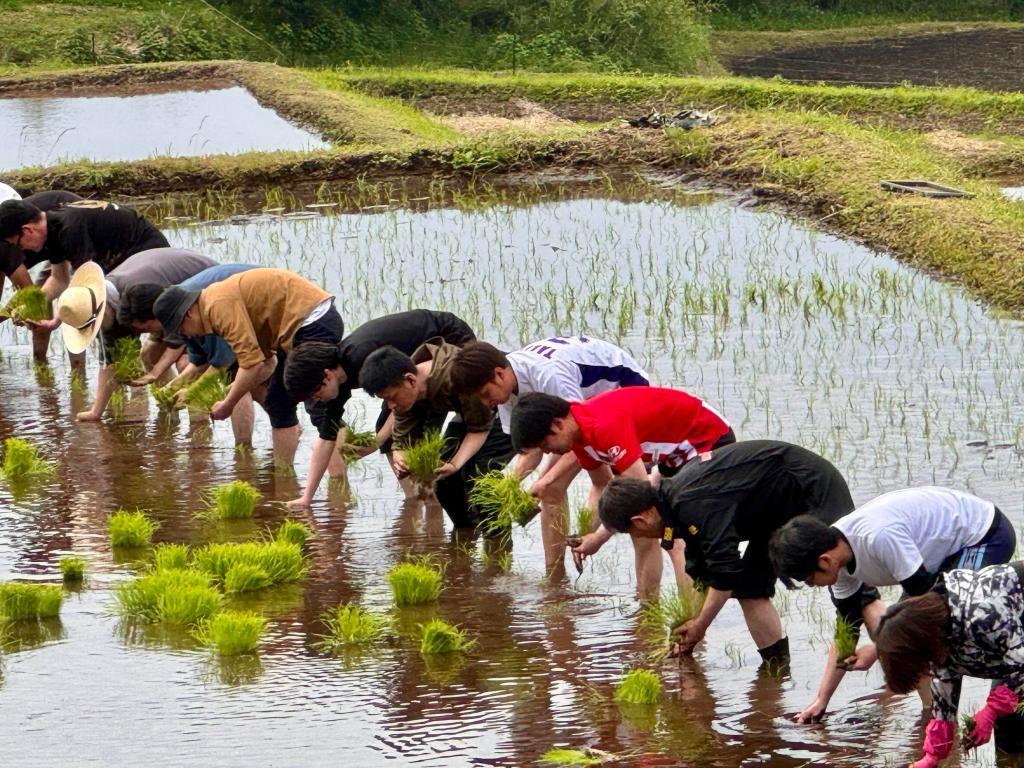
[962,714,977,747]
[193,540,305,588]
[108,508,158,548]
[388,558,443,607]
[540,749,601,767]
[275,519,313,547]
[403,431,446,487]
[614,669,661,705]
[0,582,63,620]
[181,370,231,413]
[152,543,190,571]
[640,585,706,660]
[116,569,222,624]
[2,437,55,480]
[573,505,593,537]
[224,563,272,593]
[193,610,266,655]
[59,555,88,582]
[419,618,473,655]
[316,603,390,651]
[33,361,54,387]
[149,383,181,411]
[2,285,48,322]
[470,470,539,539]
[110,337,144,382]
[200,480,261,520]
[339,428,377,462]
[834,614,859,663]
[108,386,127,419]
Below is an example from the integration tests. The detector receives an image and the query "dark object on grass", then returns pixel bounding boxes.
[880,180,973,198]
[628,108,718,130]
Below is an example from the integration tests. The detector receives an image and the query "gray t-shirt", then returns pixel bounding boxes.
[107,248,216,294]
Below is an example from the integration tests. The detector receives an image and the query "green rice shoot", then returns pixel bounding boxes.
[834,614,860,662]
[201,480,261,520]
[962,713,977,744]
[419,618,474,655]
[224,563,272,593]
[59,555,88,582]
[316,603,390,651]
[152,543,190,571]
[640,585,706,661]
[2,437,55,480]
[573,505,593,537]
[150,383,181,411]
[614,669,661,705]
[0,582,63,621]
[192,540,305,588]
[388,557,443,606]
[193,610,266,655]
[110,337,144,382]
[339,427,377,462]
[403,430,446,487]
[108,386,127,418]
[115,569,222,624]
[108,508,159,548]
[181,370,231,413]
[2,285,48,322]
[540,749,601,767]
[470,470,539,539]
[275,519,313,547]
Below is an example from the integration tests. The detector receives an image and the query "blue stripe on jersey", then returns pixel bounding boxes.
[576,363,650,389]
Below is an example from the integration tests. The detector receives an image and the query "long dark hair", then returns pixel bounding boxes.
[876,591,950,694]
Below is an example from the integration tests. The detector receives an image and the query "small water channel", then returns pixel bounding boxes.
[0,84,329,171]
[1,180,1021,767]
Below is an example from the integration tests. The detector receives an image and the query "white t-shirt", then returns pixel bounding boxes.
[831,486,996,599]
[0,183,21,203]
[497,335,649,432]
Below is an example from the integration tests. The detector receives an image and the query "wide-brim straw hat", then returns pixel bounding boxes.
[57,261,106,354]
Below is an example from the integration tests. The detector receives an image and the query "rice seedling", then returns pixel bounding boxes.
[70,371,88,396]
[193,540,305,588]
[316,603,390,651]
[152,543,190,571]
[108,508,158,548]
[540,749,602,767]
[2,285,48,322]
[388,557,443,606]
[614,669,661,705]
[339,427,377,462]
[639,585,706,661]
[419,618,473,655]
[402,430,446,487]
[200,480,261,520]
[834,614,859,662]
[469,470,539,539]
[110,337,144,382]
[108,386,127,418]
[573,505,593,537]
[116,569,222,624]
[33,361,54,387]
[149,383,181,411]
[193,610,266,655]
[962,714,977,747]
[275,519,313,547]
[2,437,55,480]
[59,556,87,582]
[181,370,231,413]
[224,563,272,593]
[0,582,63,621]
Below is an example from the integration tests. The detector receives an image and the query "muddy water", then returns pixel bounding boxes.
[2,184,1022,767]
[0,85,328,171]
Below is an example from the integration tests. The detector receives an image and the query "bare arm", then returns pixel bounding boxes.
[133,344,184,386]
[436,430,488,478]
[77,366,118,421]
[41,261,71,301]
[211,358,274,420]
[290,437,336,507]
[674,586,734,653]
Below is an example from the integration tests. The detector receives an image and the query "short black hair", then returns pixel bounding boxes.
[118,283,166,325]
[450,341,509,396]
[359,346,416,396]
[768,515,842,589]
[509,392,570,451]
[284,341,342,401]
[598,477,661,533]
[0,200,43,239]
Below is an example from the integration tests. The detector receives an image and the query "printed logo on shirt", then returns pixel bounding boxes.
[663,526,674,542]
[699,451,712,462]
[688,525,698,535]
[606,445,626,462]
[67,200,116,210]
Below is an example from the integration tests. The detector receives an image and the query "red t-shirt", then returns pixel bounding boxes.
[570,387,730,473]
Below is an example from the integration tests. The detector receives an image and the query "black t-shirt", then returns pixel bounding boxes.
[25,190,82,211]
[0,190,83,277]
[41,201,169,271]
[318,309,476,441]
[658,440,854,592]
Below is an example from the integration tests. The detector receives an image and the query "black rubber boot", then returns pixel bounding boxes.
[995,711,1024,754]
[757,636,790,676]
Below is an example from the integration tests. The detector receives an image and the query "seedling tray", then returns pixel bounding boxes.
[880,180,973,198]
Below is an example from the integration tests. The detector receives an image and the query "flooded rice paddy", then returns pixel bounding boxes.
[2,179,1023,767]
[0,84,329,171]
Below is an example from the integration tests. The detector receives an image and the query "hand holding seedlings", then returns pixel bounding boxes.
[130,372,158,387]
[570,529,609,571]
[434,461,458,479]
[838,642,877,671]
[210,399,233,421]
[794,701,827,724]
[672,618,706,654]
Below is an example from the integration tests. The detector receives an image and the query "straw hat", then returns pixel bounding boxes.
[57,262,107,354]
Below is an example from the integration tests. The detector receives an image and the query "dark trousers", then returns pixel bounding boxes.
[434,415,515,529]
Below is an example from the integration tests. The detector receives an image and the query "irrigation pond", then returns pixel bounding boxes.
[1,177,1022,767]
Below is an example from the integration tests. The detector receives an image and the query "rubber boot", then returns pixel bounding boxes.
[995,709,1024,753]
[757,636,790,677]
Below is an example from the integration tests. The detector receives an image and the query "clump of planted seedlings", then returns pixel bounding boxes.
[834,614,859,664]
[275,519,313,547]
[388,557,443,606]
[0,582,63,621]
[402,431,446,487]
[108,508,158,548]
[110,337,144,382]
[469,470,539,540]
[193,610,266,655]
[59,556,88,583]
[116,569,222,624]
[640,584,706,660]
[2,437,55,480]
[572,505,593,537]
[152,543,190,571]
[317,603,390,651]
[2,285,48,322]
[192,540,305,590]
[419,618,473,655]
[181,370,231,412]
[540,749,603,767]
[339,428,377,462]
[200,480,261,520]
[614,669,661,705]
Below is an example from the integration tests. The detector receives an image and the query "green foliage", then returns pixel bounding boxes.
[834,614,859,661]
[387,558,443,606]
[108,508,158,548]
[153,543,190,571]
[275,519,313,547]
[0,582,63,621]
[150,382,180,411]
[201,480,261,520]
[116,568,222,624]
[403,430,447,487]
[573,505,593,537]
[338,427,377,462]
[110,337,144,382]
[316,603,390,650]
[193,610,266,655]
[711,0,1018,31]
[470,470,538,539]
[193,540,305,588]
[59,556,88,582]
[2,286,48,322]
[540,749,601,766]
[2,437,55,480]
[181,370,231,413]
[224,563,272,593]
[419,618,473,655]
[640,585,706,659]
[614,668,661,704]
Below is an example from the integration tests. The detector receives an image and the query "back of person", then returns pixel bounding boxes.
[108,248,216,294]
[47,200,168,270]
[341,310,475,372]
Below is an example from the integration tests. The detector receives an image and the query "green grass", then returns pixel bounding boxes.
[316,603,390,651]
[192,540,305,588]
[469,470,539,539]
[181,370,231,413]
[640,585,706,660]
[59,555,88,582]
[1,285,48,322]
[403,430,447,487]
[2,437,55,480]
[540,749,601,767]
[0,582,63,621]
[108,508,158,548]
[388,558,443,607]
[200,480,261,520]
[274,519,313,548]
[193,610,266,655]
[109,337,144,382]
[419,618,473,655]
[614,669,661,705]
[834,614,860,661]
[152,543,190,571]
[116,568,222,624]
